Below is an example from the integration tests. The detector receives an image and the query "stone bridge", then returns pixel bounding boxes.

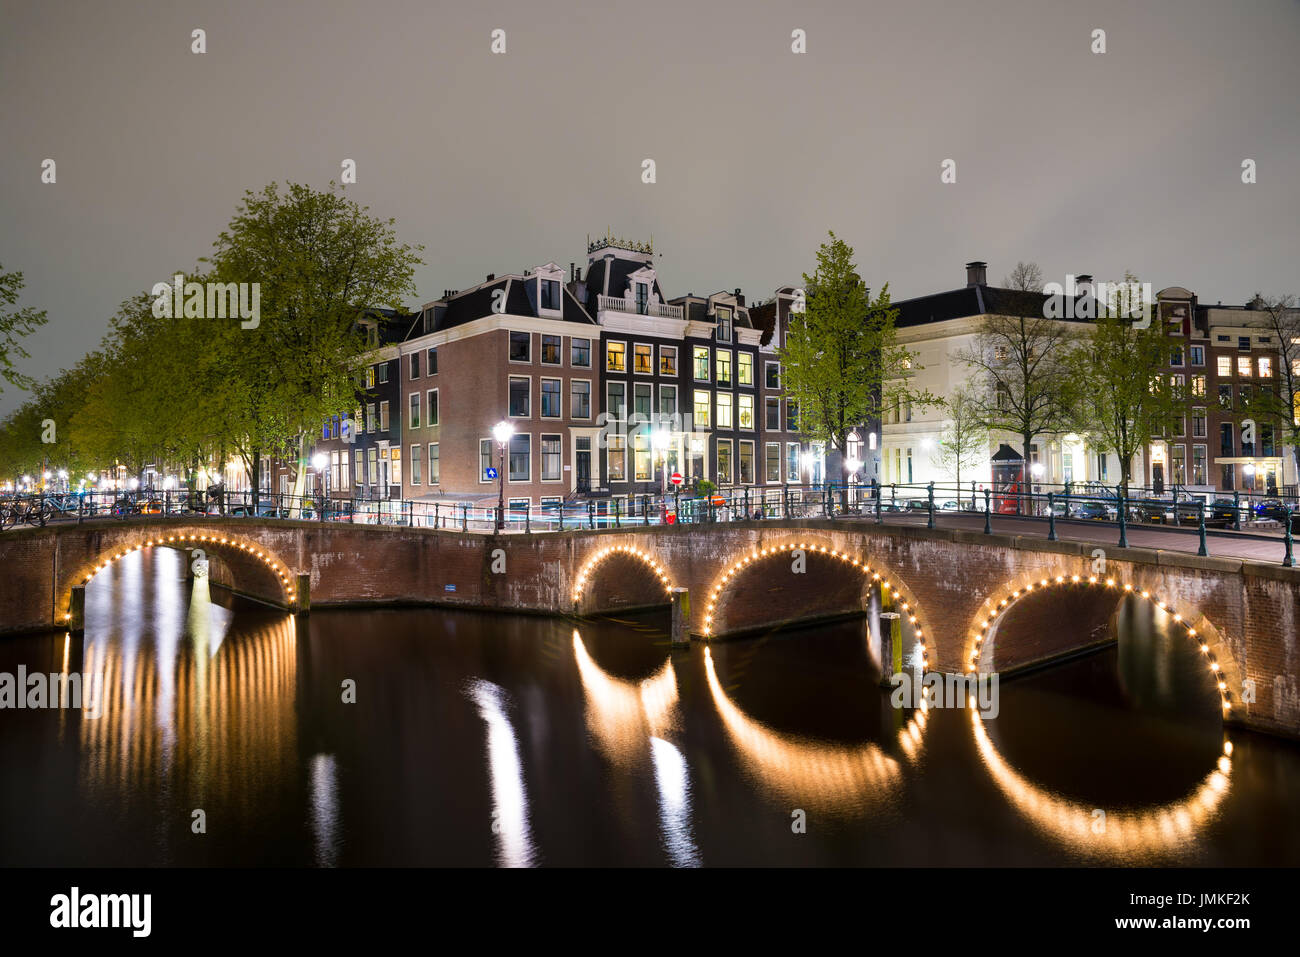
[1,517,1297,737]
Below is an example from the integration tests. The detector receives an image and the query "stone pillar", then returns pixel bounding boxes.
[878,584,902,689]
[671,588,691,647]
[68,585,86,633]
[296,573,311,614]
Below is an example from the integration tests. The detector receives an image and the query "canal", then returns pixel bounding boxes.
[2,546,1299,866]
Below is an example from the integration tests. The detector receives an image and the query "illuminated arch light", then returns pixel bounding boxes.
[572,543,675,605]
[965,573,1234,716]
[700,543,930,672]
[77,531,296,605]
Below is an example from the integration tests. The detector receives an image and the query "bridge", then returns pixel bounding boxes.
[2,515,1298,738]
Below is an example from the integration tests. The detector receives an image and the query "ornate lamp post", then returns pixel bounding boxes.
[493,421,513,532]
[312,452,328,521]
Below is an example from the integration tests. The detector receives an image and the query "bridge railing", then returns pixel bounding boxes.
[3,480,1298,566]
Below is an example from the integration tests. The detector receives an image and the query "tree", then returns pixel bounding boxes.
[0,264,49,395]
[204,182,423,505]
[779,231,934,487]
[957,280,1077,492]
[1065,276,1179,495]
[932,387,989,503]
[1003,261,1044,293]
[1236,294,1300,481]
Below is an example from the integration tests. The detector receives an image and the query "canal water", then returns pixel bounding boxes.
[2,547,1298,866]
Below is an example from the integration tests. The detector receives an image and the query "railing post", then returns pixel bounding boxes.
[643,495,650,526]
[876,484,883,525]
[1198,502,1209,557]
[1047,492,1057,541]
[615,498,621,528]
[1118,488,1129,548]
[462,503,468,532]
[927,481,935,529]
[1233,490,1242,531]
[783,485,789,519]
[983,489,991,534]
[524,503,531,534]
[588,501,594,530]
[744,486,750,520]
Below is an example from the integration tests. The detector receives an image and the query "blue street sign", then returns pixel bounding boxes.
[485,467,498,479]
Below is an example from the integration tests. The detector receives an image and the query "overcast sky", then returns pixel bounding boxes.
[2,0,1298,414]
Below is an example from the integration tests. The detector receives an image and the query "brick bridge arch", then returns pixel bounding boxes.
[966,570,1244,718]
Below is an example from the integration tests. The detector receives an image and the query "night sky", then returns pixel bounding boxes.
[2,0,1298,413]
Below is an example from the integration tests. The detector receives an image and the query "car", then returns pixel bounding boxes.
[1205,499,1240,529]
[1131,499,1170,523]
[1072,501,1112,521]
[1173,499,1206,525]
[905,499,931,512]
[1253,499,1291,523]
[940,500,961,511]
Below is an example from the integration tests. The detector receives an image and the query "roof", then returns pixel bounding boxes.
[413,275,595,336]
[891,284,1095,328]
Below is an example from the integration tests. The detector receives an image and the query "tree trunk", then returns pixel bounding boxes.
[290,433,309,517]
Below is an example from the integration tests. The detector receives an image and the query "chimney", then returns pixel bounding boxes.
[570,262,577,281]
[486,273,495,282]
[734,287,745,306]
[965,261,987,287]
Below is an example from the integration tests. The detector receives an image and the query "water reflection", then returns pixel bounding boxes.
[704,646,926,814]
[466,678,537,868]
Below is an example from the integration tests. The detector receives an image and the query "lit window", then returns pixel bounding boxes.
[606,341,626,372]
[694,390,711,429]
[1217,355,1231,377]
[1238,356,1252,378]
[1259,356,1273,378]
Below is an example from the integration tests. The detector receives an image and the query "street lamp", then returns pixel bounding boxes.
[493,421,513,532]
[312,452,328,519]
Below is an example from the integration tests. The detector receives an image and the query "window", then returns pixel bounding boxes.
[716,393,733,429]
[738,353,753,385]
[717,439,733,484]
[1191,374,1206,397]
[1192,408,1207,438]
[571,338,591,367]
[787,401,799,432]
[1238,356,1252,378]
[738,394,754,429]
[633,431,652,482]
[765,397,780,431]
[376,363,389,384]
[541,378,562,418]
[1173,413,1185,437]
[1238,336,1250,352]
[541,434,561,481]
[635,282,648,315]
[765,361,780,389]
[659,345,677,376]
[1192,445,1206,485]
[1218,385,1232,409]
[541,334,561,365]
[411,445,422,485]
[1259,356,1273,378]
[409,393,421,428]
[693,346,710,381]
[509,377,530,417]
[659,384,677,418]
[739,441,755,485]
[355,452,364,486]
[688,437,706,481]
[508,434,530,481]
[368,448,378,485]
[994,345,1008,361]
[766,443,781,482]
[633,383,652,417]
[428,390,438,426]
[715,350,732,386]
[1190,345,1205,366]
[1262,423,1276,456]
[1217,355,1232,376]
[479,439,493,482]
[607,434,626,482]
[429,444,439,484]
[510,331,531,362]
[786,443,800,484]
[694,390,711,429]
[1222,464,1235,490]
[716,307,733,342]
[322,419,330,441]
[1169,374,1185,399]
[571,380,591,419]
[410,352,420,379]
[338,451,349,490]
[427,347,438,374]
[1170,346,1184,367]
[540,279,561,311]
[1220,423,1234,457]
[607,382,626,420]
[379,401,390,431]
[606,341,626,372]
[634,343,653,375]
[1171,445,1186,484]
[365,367,376,389]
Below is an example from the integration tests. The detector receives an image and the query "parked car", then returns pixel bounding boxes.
[904,499,931,512]
[1205,499,1240,529]
[1173,499,1206,525]
[1073,500,1113,521]
[1131,498,1170,523]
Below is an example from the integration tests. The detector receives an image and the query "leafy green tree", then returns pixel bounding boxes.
[204,182,423,503]
[1064,275,1178,495]
[0,264,48,395]
[932,386,989,502]
[779,231,933,485]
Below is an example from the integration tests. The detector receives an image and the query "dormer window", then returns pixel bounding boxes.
[716,307,733,342]
[635,282,649,315]
[540,278,561,311]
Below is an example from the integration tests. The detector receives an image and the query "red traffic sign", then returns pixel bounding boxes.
[670,472,683,486]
